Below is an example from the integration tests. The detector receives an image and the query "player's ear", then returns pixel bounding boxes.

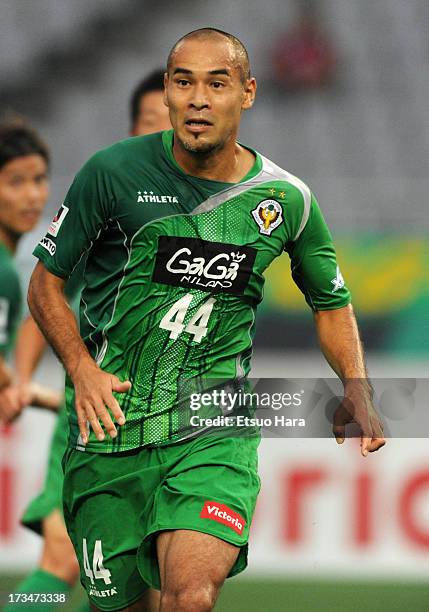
[241,77,257,111]
[163,72,169,108]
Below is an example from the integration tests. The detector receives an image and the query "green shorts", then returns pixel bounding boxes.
[21,404,68,534]
[62,432,261,611]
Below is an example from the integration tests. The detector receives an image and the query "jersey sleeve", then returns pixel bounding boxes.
[64,255,85,317]
[33,152,115,279]
[285,193,351,310]
[0,264,22,356]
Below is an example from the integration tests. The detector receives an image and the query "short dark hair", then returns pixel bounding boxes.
[0,115,50,171]
[167,28,251,83]
[129,69,165,127]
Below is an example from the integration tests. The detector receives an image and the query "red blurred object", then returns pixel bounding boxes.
[272,16,337,90]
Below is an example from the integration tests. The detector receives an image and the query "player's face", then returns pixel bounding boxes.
[0,155,48,237]
[165,37,256,154]
[131,90,172,136]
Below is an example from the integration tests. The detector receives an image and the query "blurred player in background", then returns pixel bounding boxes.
[28,28,384,611]
[0,118,80,611]
[0,118,59,417]
[3,70,170,611]
[130,69,171,136]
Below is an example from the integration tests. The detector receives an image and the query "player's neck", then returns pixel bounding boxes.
[172,137,255,183]
[0,226,19,254]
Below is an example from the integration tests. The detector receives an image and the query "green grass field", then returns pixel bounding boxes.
[1,576,428,611]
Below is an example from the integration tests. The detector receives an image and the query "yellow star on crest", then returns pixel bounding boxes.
[269,188,276,196]
[279,191,286,199]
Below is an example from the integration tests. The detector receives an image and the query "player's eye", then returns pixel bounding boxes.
[34,174,48,184]
[211,81,225,89]
[176,79,190,87]
[9,176,24,186]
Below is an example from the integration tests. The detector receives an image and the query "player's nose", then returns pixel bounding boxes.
[26,182,45,207]
[189,82,210,110]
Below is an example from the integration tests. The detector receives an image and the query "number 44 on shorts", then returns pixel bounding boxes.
[83,538,112,585]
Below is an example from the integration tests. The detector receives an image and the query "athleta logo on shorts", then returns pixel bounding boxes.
[89,587,118,598]
[48,204,69,237]
[153,236,256,294]
[200,501,246,535]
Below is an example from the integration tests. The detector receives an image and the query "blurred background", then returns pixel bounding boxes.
[0,0,428,610]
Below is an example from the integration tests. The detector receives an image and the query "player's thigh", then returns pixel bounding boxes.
[137,433,260,592]
[158,529,239,588]
[40,508,80,584]
[42,507,69,544]
[63,449,152,610]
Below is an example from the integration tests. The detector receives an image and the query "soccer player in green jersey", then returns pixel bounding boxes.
[4,72,170,611]
[0,118,81,611]
[0,118,57,416]
[28,29,385,611]
[130,69,172,136]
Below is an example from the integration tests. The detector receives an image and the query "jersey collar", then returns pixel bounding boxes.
[0,241,14,259]
[162,129,262,187]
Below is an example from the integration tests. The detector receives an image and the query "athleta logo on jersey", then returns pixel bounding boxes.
[137,190,178,204]
[48,204,69,237]
[200,501,246,535]
[153,236,256,294]
[331,265,345,293]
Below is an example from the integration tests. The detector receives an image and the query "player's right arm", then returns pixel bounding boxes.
[14,260,87,414]
[28,263,128,442]
[27,152,129,444]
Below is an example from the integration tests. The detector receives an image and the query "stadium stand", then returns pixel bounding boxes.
[1,0,428,229]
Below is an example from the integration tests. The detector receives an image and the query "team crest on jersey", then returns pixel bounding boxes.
[251,199,283,236]
[48,204,69,237]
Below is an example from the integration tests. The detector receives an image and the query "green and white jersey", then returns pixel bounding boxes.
[33,130,350,452]
[0,243,22,358]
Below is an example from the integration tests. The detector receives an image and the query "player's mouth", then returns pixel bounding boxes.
[21,210,41,223]
[184,118,213,134]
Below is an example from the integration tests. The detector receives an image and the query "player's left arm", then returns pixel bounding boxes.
[0,355,18,424]
[15,315,47,388]
[14,315,62,413]
[313,304,385,455]
[0,355,12,391]
[0,316,62,423]
[286,193,385,456]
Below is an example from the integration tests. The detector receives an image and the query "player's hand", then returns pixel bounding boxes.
[70,358,131,444]
[27,382,63,412]
[333,380,385,456]
[17,382,32,409]
[0,385,24,424]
